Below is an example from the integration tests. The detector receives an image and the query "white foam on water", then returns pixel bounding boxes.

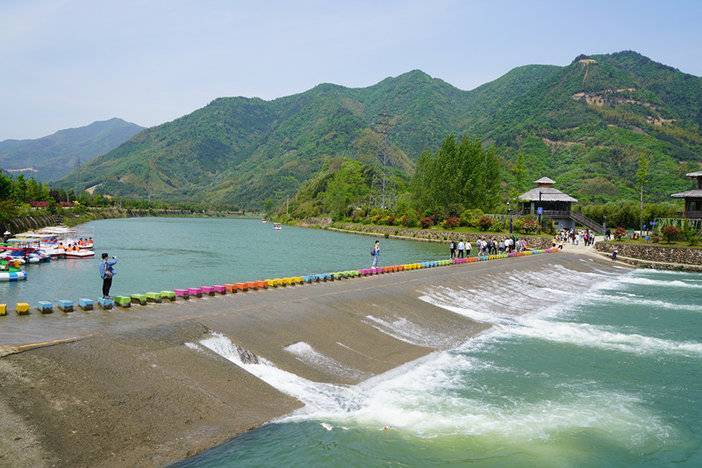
[198,333,360,413]
[619,277,702,289]
[284,341,365,380]
[512,318,702,357]
[185,264,683,449]
[589,292,702,312]
[364,315,453,348]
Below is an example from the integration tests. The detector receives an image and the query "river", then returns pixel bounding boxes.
[1,217,446,305]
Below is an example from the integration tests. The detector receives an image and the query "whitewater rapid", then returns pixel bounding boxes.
[187,260,701,447]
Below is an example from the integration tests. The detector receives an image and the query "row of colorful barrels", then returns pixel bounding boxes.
[0,248,559,315]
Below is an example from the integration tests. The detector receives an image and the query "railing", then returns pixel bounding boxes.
[517,210,571,218]
[684,210,702,219]
[570,211,605,233]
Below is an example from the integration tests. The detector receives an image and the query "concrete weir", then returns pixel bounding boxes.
[0,252,607,466]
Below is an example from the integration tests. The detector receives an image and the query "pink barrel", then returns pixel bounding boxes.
[201,286,215,296]
[188,287,202,297]
[213,285,226,294]
[175,289,189,299]
[361,269,371,276]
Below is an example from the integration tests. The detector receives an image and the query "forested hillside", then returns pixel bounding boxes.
[60,51,702,208]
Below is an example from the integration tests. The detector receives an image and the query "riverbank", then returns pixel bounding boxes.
[299,221,554,249]
[0,252,605,466]
[595,241,702,271]
[1,208,260,234]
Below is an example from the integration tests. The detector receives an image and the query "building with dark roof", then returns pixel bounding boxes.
[518,177,603,232]
[671,171,702,219]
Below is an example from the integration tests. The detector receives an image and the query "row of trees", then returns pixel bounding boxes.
[282,135,513,230]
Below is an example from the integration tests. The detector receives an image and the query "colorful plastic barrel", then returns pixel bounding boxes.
[78,298,94,310]
[114,296,131,308]
[98,297,113,309]
[37,301,53,314]
[15,302,30,315]
[146,292,163,303]
[201,286,215,296]
[187,288,202,298]
[213,285,226,294]
[175,289,189,299]
[130,294,147,305]
[160,291,176,301]
[0,304,6,316]
[58,300,74,312]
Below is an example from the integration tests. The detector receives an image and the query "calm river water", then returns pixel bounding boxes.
[1,217,445,305]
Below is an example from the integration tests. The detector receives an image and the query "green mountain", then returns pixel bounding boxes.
[60,51,702,207]
[0,118,144,182]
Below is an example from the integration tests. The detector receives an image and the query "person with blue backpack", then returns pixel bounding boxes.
[371,240,381,268]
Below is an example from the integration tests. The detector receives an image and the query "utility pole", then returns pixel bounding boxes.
[373,112,392,209]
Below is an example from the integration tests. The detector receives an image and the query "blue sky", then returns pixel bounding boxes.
[1,0,701,140]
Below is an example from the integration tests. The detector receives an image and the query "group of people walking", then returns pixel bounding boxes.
[556,228,595,247]
[449,240,472,258]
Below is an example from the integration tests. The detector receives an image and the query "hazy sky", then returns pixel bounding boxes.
[2,0,701,140]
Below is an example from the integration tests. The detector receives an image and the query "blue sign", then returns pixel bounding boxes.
[537,207,543,215]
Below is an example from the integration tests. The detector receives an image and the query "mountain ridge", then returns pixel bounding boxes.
[0,118,144,181]
[60,51,702,207]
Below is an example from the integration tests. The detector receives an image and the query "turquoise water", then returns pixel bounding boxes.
[0,217,445,305]
[178,267,702,467]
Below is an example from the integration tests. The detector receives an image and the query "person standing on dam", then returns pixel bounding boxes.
[99,253,118,298]
[371,240,381,268]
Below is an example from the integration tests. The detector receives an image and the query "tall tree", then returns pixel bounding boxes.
[635,154,650,231]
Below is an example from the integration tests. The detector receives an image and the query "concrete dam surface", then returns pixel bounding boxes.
[0,253,613,466]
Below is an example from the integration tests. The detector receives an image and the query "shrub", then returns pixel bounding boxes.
[460,209,484,227]
[661,225,681,244]
[442,216,460,229]
[683,227,700,246]
[420,216,435,229]
[519,217,540,234]
[478,215,493,231]
[379,215,396,226]
[613,227,627,240]
[400,212,419,228]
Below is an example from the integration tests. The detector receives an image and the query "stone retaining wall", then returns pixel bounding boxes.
[596,241,702,266]
[322,222,553,249]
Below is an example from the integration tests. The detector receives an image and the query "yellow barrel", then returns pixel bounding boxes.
[15,302,30,315]
[0,304,6,316]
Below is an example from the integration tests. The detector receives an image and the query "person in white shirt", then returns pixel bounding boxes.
[457,240,465,258]
[465,240,472,256]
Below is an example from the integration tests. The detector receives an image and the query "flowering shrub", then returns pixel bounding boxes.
[420,216,435,229]
[519,217,540,234]
[442,216,460,229]
[613,227,627,240]
[478,215,493,231]
[661,225,681,243]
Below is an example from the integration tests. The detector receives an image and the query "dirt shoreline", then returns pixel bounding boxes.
[0,252,612,466]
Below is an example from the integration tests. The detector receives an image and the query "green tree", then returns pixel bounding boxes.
[512,152,527,197]
[0,171,12,199]
[12,174,28,202]
[411,135,501,214]
[635,154,650,231]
